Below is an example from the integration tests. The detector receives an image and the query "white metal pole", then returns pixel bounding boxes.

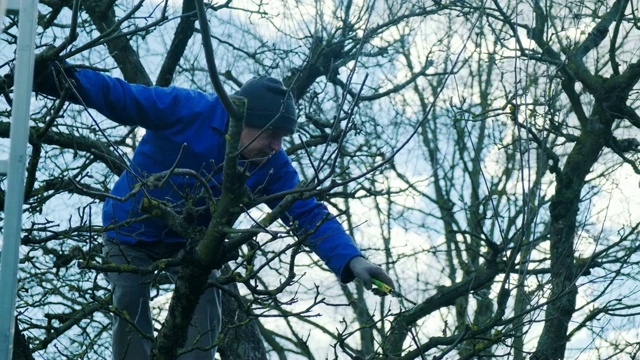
[0,0,6,34]
[0,0,38,357]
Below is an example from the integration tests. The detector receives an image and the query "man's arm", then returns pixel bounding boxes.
[264,153,394,288]
[33,63,226,134]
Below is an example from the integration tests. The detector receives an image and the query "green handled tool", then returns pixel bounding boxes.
[372,278,417,306]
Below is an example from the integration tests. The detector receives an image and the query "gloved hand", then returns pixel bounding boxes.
[2,45,62,93]
[348,256,394,290]
[1,69,13,103]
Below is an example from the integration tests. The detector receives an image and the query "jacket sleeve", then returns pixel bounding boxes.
[34,63,225,134]
[264,155,362,283]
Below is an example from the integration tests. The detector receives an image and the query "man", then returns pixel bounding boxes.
[32,63,394,359]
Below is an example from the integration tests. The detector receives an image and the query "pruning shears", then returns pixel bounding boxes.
[372,278,417,306]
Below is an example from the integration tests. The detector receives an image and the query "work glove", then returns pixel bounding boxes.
[1,70,12,103]
[348,256,394,291]
[2,46,63,93]
[1,63,14,90]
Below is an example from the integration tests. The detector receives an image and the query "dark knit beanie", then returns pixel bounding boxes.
[234,76,297,134]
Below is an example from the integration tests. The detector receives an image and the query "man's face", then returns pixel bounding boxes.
[239,126,287,162]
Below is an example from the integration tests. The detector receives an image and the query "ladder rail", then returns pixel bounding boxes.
[0,0,39,358]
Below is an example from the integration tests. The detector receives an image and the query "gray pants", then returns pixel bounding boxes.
[103,240,221,360]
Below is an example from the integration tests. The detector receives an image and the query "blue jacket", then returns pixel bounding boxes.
[39,67,361,282]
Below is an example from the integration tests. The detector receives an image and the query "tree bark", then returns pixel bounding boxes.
[531,109,611,359]
[384,259,503,357]
[218,270,268,360]
[152,259,211,360]
[155,0,197,87]
[83,0,152,85]
[12,318,34,360]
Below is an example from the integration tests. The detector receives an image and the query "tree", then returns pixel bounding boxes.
[477,1,640,358]
[2,0,640,359]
